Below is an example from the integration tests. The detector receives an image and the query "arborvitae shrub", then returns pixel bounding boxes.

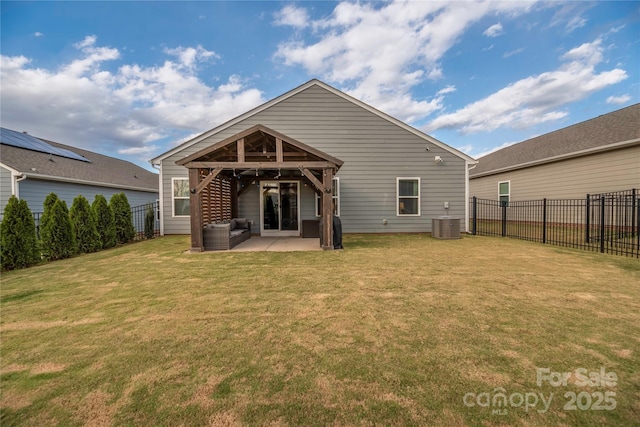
[39,192,59,254]
[110,193,135,244]
[144,204,155,239]
[70,195,100,253]
[41,199,76,261]
[1,196,39,270]
[92,195,116,249]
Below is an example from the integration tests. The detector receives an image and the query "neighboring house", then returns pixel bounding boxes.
[150,79,477,250]
[1,127,159,215]
[470,103,640,202]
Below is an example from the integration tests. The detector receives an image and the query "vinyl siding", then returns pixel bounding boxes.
[18,178,158,213]
[0,166,15,213]
[470,145,640,201]
[162,85,467,234]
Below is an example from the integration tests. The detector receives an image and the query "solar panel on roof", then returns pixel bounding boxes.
[0,128,91,162]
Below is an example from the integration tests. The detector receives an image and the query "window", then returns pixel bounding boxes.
[316,177,340,217]
[397,177,420,216]
[499,181,510,206]
[172,178,190,217]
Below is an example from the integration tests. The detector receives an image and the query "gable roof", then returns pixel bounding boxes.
[1,128,158,192]
[471,103,640,178]
[175,124,344,168]
[151,79,476,165]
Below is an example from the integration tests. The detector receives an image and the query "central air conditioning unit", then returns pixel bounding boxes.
[432,217,461,239]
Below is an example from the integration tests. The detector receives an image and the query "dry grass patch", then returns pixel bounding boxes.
[1,234,639,426]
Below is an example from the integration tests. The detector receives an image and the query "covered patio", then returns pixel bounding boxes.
[226,236,321,252]
[175,124,343,252]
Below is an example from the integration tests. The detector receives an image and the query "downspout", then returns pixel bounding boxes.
[151,162,164,236]
[14,173,27,199]
[465,162,479,233]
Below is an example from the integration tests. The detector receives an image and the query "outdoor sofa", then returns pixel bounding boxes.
[203,218,251,250]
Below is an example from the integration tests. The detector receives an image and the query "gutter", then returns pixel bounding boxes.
[17,172,158,193]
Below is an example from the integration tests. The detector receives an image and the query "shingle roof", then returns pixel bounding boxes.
[470,103,640,178]
[0,129,158,192]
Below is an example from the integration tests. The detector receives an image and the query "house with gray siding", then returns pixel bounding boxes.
[470,103,640,202]
[1,127,159,215]
[151,79,476,250]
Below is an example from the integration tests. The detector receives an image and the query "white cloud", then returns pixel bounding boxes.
[549,3,593,33]
[34,32,44,37]
[566,16,587,32]
[0,36,264,166]
[275,1,535,123]
[425,38,627,134]
[483,23,503,37]
[437,85,456,95]
[273,5,309,28]
[474,141,516,158]
[606,94,631,105]
[503,47,525,58]
[164,45,219,69]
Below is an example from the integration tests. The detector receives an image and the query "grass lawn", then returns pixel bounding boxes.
[1,234,639,426]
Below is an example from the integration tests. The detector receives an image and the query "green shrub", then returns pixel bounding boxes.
[70,195,100,253]
[41,199,76,261]
[144,204,156,239]
[92,195,116,249]
[110,193,135,244]
[1,196,39,270]
[39,193,59,259]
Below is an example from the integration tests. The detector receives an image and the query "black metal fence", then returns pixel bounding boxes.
[29,201,160,242]
[130,201,160,240]
[470,189,639,258]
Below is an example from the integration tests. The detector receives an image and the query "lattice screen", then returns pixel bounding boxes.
[200,169,232,224]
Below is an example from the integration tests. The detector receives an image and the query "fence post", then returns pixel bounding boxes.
[585,194,590,243]
[501,200,507,237]
[542,198,547,244]
[472,197,477,235]
[600,196,606,254]
[636,190,639,254]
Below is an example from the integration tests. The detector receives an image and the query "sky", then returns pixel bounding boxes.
[1,1,638,171]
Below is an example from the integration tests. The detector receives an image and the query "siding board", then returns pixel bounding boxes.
[0,166,14,213]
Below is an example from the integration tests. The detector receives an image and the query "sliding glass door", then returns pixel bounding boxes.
[260,181,300,236]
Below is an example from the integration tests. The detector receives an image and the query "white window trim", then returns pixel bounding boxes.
[498,180,510,206]
[172,177,190,218]
[396,177,421,216]
[315,177,340,217]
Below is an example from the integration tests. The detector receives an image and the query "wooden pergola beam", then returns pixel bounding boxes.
[237,138,245,162]
[188,168,204,252]
[195,167,223,194]
[321,167,334,251]
[184,161,336,169]
[276,138,283,162]
[300,168,328,195]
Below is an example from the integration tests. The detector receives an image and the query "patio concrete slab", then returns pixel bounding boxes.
[231,237,321,252]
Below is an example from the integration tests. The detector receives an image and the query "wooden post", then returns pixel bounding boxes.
[189,168,204,252]
[230,178,238,219]
[322,168,334,250]
[276,138,283,162]
[237,138,245,162]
